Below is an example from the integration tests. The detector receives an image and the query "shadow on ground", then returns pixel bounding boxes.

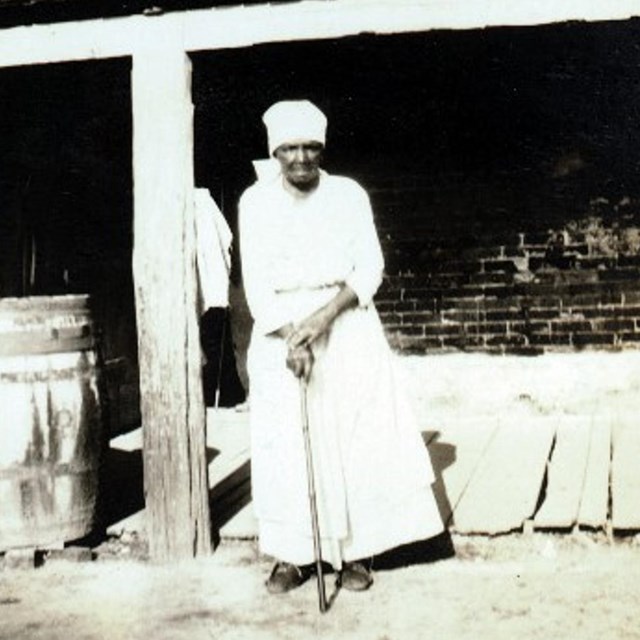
[374,530,456,571]
[423,429,456,530]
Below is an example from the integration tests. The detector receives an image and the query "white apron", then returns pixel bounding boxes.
[248,294,443,567]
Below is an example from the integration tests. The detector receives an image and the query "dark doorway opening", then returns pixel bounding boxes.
[193,20,640,232]
[0,58,139,434]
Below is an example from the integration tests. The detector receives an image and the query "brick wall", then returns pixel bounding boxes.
[369,173,640,355]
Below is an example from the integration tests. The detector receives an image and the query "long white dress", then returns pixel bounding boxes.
[239,170,443,567]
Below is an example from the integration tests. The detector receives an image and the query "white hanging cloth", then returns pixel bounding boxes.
[194,188,232,311]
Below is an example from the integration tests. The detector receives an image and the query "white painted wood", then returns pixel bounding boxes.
[453,416,556,535]
[0,0,638,69]
[611,412,640,530]
[578,416,611,530]
[206,408,251,487]
[132,46,211,561]
[206,409,255,537]
[534,416,591,530]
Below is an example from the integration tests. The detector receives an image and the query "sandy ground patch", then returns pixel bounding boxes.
[1,533,640,640]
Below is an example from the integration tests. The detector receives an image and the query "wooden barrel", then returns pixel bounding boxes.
[0,295,103,551]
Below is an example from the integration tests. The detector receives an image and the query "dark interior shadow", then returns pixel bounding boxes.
[373,431,457,571]
[101,447,144,528]
[200,307,246,408]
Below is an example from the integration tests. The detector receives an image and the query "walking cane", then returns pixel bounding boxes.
[299,378,328,613]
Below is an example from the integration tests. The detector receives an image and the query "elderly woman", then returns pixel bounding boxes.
[239,100,443,594]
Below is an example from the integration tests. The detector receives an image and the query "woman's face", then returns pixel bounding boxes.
[274,140,323,191]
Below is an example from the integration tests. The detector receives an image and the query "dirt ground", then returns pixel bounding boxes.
[1,532,640,640]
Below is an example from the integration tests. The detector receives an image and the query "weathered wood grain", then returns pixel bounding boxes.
[428,418,500,526]
[611,412,640,530]
[132,48,211,561]
[577,416,611,530]
[0,2,638,69]
[534,416,591,530]
[453,416,556,535]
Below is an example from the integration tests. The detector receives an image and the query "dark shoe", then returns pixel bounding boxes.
[265,562,311,594]
[340,559,374,592]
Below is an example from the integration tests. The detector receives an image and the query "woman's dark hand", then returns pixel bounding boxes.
[286,344,314,381]
[287,285,358,350]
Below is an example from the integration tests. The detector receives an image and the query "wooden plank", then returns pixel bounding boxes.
[427,419,500,524]
[206,409,251,486]
[578,416,611,530]
[132,47,211,561]
[611,412,640,530]
[207,408,256,538]
[106,411,253,538]
[208,425,251,532]
[453,416,556,535]
[184,0,640,54]
[219,502,258,540]
[534,416,591,530]
[1,1,639,69]
[4,547,36,569]
[210,461,251,505]
[211,475,252,534]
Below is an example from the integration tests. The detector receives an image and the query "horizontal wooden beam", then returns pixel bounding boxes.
[0,0,638,68]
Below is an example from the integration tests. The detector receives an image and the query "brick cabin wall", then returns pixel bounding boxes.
[368,172,640,355]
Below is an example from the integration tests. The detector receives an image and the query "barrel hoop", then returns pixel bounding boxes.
[0,366,97,384]
[0,464,94,481]
[0,329,94,357]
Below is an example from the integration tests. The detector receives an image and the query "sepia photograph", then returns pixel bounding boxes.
[1,1,640,638]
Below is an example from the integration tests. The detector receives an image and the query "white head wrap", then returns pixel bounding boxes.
[262,100,327,156]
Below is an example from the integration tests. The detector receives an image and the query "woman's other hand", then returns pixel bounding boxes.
[287,307,332,349]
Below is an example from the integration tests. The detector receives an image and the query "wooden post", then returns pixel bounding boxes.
[131,45,212,561]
